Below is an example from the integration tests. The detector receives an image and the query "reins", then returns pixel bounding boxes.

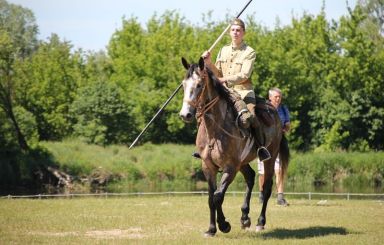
[205,114,244,140]
[197,96,220,117]
[193,69,244,140]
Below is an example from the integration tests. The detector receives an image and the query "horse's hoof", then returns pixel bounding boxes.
[204,227,216,237]
[241,218,251,229]
[204,231,215,237]
[256,225,265,232]
[219,221,231,233]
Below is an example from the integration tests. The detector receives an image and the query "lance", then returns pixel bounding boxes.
[129,0,253,149]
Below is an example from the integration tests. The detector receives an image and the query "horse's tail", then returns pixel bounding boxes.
[279,134,290,177]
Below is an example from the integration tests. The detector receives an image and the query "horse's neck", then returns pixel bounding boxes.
[198,77,234,134]
[205,79,216,101]
[202,81,222,116]
[199,96,229,136]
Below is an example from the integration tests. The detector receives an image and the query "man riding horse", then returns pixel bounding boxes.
[197,18,271,161]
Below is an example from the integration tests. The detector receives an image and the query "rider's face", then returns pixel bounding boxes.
[230,25,244,44]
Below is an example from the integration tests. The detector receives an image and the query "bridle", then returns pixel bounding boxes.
[183,68,220,119]
[185,67,243,140]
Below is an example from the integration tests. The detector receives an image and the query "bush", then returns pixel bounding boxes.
[287,151,384,189]
[70,81,134,145]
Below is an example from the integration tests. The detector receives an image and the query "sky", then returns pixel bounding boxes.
[8,0,358,51]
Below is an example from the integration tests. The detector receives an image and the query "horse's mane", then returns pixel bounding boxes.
[184,61,237,112]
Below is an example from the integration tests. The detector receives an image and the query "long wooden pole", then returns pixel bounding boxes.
[128,82,183,149]
[129,0,253,149]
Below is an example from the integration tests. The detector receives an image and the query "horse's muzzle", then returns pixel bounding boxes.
[179,111,194,123]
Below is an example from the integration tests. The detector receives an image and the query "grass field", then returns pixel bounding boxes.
[1,195,383,244]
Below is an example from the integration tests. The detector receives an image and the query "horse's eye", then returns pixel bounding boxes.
[196,83,202,89]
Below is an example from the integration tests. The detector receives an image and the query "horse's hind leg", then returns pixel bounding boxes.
[256,158,274,231]
[239,164,255,229]
[214,167,236,233]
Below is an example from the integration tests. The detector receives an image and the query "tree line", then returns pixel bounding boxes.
[1,0,383,156]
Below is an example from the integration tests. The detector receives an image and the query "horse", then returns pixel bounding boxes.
[179,57,289,237]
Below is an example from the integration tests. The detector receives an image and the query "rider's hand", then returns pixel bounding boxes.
[218,77,227,85]
[202,51,212,65]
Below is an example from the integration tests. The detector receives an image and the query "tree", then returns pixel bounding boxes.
[108,12,222,144]
[333,5,384,150]
[82,50,113,87]
[14,34,80,140]
[70,80,133,145]
[250,11,337,150]
[358,0,384,36]
[0,0,38,151]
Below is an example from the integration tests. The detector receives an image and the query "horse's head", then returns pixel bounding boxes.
[179,57,205,123]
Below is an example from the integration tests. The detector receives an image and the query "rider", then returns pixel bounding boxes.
[197,18,271,161]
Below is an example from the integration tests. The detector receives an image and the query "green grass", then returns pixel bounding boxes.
[1,195,383,244]
[3,140,382,194]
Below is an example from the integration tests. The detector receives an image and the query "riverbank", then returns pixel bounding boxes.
[1,140,383,194]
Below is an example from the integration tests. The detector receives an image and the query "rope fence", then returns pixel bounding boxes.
[1,191,384,200]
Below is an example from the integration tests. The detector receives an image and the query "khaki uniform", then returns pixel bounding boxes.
[210,41,261,131]
[214,42,256,102]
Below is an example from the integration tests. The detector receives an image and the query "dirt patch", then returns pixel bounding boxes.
[85,228,144,239]
[29,227,144,239]
[28,231,79,237]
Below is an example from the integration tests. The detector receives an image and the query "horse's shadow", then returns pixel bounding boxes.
[260,226,349,240]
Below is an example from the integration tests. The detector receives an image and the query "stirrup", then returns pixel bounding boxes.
[235,109,251,129]
[192,152,201,159]
[257,146,271,162]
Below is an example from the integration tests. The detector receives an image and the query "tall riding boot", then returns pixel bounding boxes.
[226,89,252,129]
[247,103,271,162]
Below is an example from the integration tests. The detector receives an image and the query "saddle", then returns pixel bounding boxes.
[255,96,276,127]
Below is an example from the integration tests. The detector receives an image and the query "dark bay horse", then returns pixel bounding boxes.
[179,57,289,237]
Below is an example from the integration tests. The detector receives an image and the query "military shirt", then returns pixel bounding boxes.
[215,41,256,98]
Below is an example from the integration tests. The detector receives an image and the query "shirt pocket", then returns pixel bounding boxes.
[217,57,228,72]
[233,60,243,73]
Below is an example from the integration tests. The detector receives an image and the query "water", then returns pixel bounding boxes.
[107,179,383,194]
[285,181,383,194]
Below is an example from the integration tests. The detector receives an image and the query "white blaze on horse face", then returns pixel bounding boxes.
[179,72,201,122]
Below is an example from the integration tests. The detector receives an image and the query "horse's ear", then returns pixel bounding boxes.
[198,57,205,71]
[181,57,190,70]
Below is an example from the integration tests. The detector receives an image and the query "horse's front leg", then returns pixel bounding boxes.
[203,166,218,237]
[239,164,255,229]
[214,167,236,233]
[256,159,274,231]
